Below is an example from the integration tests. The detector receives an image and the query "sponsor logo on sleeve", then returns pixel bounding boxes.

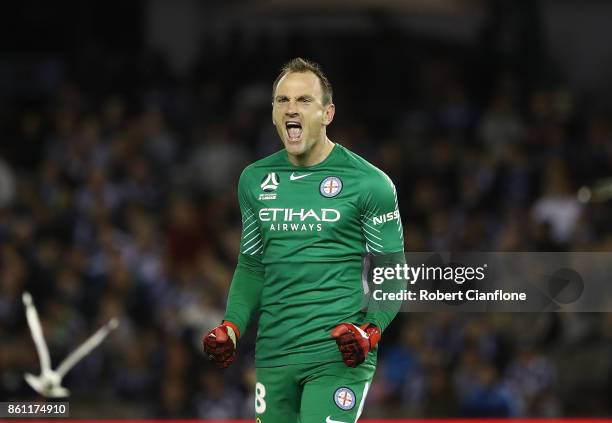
[372,210,400,225]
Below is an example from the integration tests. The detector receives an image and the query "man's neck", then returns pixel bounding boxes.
[289,136,334,167]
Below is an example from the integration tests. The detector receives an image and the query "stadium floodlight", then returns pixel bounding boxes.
[22,292,119,398]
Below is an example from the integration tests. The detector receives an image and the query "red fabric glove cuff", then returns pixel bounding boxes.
[360,323,381,349]
[223,320,240,339]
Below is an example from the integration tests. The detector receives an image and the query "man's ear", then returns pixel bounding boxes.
[323,103,335,126]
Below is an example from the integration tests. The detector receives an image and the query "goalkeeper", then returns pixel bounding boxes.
[203,58,405,423]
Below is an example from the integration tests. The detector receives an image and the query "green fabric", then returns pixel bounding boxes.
[255,361,376,423]
[224,144,405,366]
[224,253,264,335]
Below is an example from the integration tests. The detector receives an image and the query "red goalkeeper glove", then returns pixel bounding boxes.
[331,323,381,367]
[202,321,240,368]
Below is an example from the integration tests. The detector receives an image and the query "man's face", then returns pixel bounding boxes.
[272,71,334,159]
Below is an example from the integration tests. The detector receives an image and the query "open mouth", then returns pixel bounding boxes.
[285,121,303,142]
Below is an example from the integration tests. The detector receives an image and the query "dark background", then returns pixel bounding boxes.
[1,0,612,418]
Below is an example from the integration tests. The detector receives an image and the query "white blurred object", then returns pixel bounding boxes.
[22,292,119,398]
[532,195,582,243]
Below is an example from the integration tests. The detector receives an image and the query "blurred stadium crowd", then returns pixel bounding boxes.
[2,24,612,418]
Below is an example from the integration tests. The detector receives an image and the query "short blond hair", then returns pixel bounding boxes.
[272,57,333,105]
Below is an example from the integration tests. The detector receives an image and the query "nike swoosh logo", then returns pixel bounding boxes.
[326,417,347,423]
[290,172,313,181]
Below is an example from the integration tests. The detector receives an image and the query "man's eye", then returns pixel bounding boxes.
[277,98,288,103]
[300,98,312,103]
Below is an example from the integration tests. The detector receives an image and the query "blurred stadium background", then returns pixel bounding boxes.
[2,0,612,419]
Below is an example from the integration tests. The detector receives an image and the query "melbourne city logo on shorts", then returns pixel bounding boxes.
[333,387,356,410]
[320,176,342,198]
[260,172,279,200]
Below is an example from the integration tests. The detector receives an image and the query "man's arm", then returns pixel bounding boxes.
[360,173,405,331]
[332,171,406,367]
[224,252,264,335]
[204,170,264,367]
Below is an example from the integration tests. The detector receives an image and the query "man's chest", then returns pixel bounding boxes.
[250,170,362,240]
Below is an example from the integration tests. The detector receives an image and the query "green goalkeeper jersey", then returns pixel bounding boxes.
[224,143,404,367]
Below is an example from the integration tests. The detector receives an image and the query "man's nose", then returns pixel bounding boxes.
[286,100,298,114]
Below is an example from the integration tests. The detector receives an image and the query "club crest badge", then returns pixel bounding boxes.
[333,387,356,410]
[320,176,342,198]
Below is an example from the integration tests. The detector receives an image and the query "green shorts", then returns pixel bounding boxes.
[255,361,376,423]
